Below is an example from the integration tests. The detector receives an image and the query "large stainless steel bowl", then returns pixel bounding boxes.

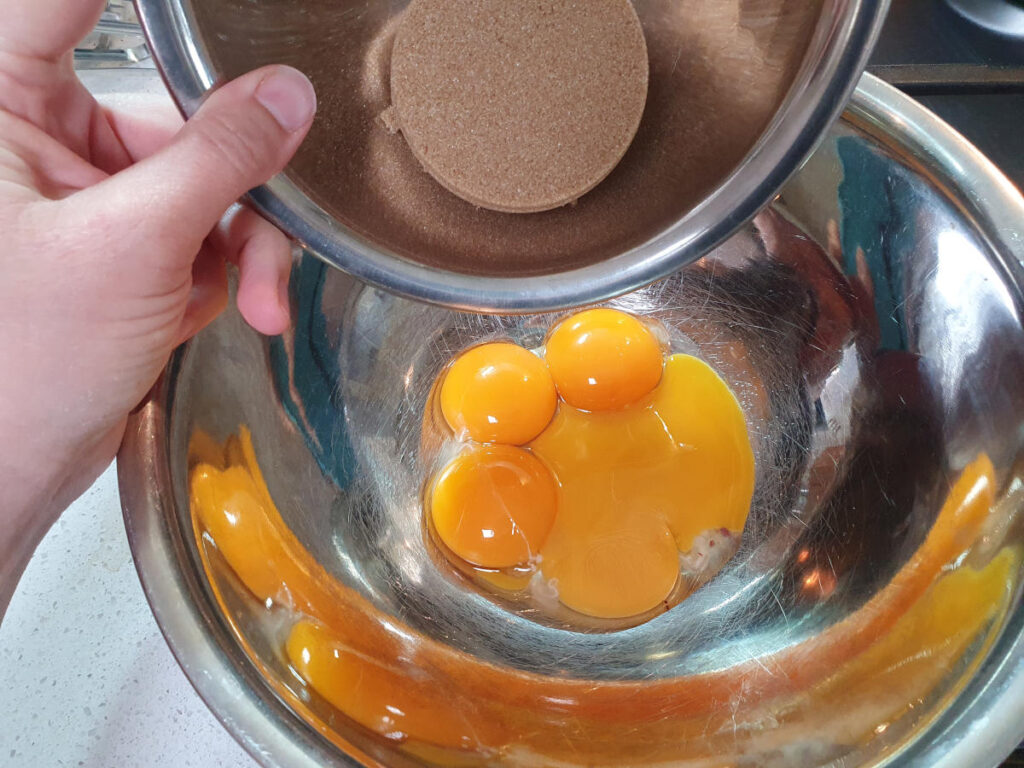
[134,0,888,311]
[119,74,1024,767]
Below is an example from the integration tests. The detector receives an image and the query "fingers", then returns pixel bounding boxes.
[73,65,315,260]
[0,110,106,197]
[175,241,229,346]
[51,65,308,341]
[0,0,106,60]
[101,101,183,164]
[168,206,295,345]
[214,207,293,336]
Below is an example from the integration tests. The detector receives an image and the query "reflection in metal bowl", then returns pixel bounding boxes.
[120,75,1024,767]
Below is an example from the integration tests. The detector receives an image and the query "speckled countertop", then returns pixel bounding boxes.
[0,467,256,767]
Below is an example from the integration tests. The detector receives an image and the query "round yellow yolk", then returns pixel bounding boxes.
[440,342,557,445]
[543,512,681,619]
[545,308,663,411]
[431,445,558,569]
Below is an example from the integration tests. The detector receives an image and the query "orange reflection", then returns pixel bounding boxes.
[189,428,1015,765]
[287,620,489,751]
[801,567,837,599]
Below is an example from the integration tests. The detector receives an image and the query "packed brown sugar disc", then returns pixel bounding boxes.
[389,0,649,214]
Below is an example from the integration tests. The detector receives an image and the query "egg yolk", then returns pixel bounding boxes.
[428,309,755,620]
[541,504,681,619]
[544,308,663,411]
[430,445,558,569]
[531,354,754,618]
[440,342,557,445]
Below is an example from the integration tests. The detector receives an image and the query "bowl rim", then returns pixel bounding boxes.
[118,73,1024,768]
[133,0,890,312]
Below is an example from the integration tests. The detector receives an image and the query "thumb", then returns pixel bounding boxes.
[74,65,316,256]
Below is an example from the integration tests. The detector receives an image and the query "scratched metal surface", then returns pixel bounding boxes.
[151,100,1024,764]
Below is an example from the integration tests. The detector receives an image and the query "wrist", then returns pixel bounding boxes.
[0,464,59,621]
[0,414,120,621]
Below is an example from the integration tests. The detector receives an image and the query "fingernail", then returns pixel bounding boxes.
[255,66,317,132]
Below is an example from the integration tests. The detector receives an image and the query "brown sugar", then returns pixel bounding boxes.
[388,0,650,214]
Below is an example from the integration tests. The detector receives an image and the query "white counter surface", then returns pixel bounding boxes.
[0,467,256,767]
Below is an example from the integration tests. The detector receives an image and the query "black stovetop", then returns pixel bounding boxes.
[869,0,1024,191]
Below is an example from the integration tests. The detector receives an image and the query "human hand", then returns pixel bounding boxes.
[0,0,316,607]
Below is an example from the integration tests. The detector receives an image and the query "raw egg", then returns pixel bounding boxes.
[545,308,663,411]
[426,309,756,621]
[430,445,558,569]
[531,354,755,618]
[440,342,557,444]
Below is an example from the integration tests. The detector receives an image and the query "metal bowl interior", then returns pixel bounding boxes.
[120,75,1024,767]
[134,0,887,310]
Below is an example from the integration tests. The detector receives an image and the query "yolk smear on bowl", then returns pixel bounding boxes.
[427,308,755,620]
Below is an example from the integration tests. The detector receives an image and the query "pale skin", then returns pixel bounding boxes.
[0,0,317,616]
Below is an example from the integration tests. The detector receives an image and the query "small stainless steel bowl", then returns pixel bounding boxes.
[119,75,1024,767]
[133,0,888,311]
